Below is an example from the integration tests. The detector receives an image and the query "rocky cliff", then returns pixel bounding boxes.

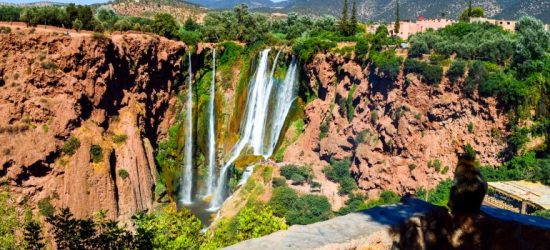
[283,53,507,207]
[0,28,186,221]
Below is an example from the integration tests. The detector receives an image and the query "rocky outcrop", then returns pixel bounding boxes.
[284,53,508,200]
[0,29,186,221]
[226,197,550,250]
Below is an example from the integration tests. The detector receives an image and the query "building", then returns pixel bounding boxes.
[387,18,457,40]
[484,180,550,215]
[470,17,516,31]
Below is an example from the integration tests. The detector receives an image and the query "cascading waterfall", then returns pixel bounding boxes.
[266,57,299,156]
[205,49,217,197]
[180,53,194,204]
[209,49,299,210]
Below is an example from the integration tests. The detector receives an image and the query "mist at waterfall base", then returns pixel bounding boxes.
[177,49,299,225]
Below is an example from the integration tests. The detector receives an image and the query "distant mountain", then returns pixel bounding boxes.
[188,0,549,23]
[185,0,277,9]
[282,0,550,23]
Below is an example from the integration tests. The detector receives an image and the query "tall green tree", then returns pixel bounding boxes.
[350,0,358,35]
[394,0,400,35]
[24,221,45,250]
[339,0,349,35]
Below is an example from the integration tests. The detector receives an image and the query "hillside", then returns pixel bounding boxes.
[191,0,550,23]
[108,0,206,22]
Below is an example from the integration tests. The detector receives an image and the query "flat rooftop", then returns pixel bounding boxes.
[488,180,550,210]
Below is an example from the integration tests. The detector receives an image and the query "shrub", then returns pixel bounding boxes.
[464,144,476,160]
[427,179,452,206]
[285,194,332,225]
[369,50,402,80]
[41,61,58,71]
[371,111,378,124]
[268,187,298,217]
[118,169,129,180]
[280,165,311,182]
[62,136,80,156]
[428,159,442,172]
[112,134,128,144]
[532,209,550,220]
[324,158,357,195]
[441,166,450,174]
[355,38,369,60]
[311,181,321,189]
[290,173,306,185]
[0,26,11,34]
[90,145,103,163]
[447,60,466,83]
[468,122,474,133]
[355,130,369,144]
[292,36,337,62]
[272,177,287,188]
[408,164,417,172]
[38,197,54,217]
[404,59,443,85]
[319,120,329,139]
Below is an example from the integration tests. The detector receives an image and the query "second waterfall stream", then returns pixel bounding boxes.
[179,48,299,214]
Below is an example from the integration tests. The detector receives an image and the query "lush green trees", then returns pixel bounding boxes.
[0,190,21,249]
[285,194,332,225]
[202,5,269,43]
[151,13,179,39]
[292,36,337,62]
[447,59,466,83]
[206,203,287,248]
[0,6,22,22]
[268,187,333,225]
[513,16,550,78]
[323,158,357,195]
[133,206,204,249]
[404,59,443,85]
[369,50,402,80]
[459,6,484,22]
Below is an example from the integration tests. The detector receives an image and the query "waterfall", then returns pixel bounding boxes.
[205,49,217,197]
[209,48,299,211]
[180,53,194,204]
[266,57,299,156]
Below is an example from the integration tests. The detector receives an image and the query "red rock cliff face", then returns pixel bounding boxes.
[0,30,186,221]
[284,53,508,199]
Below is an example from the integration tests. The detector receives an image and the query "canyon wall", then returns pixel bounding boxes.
[0,29,186,221]
[283,53,508,203]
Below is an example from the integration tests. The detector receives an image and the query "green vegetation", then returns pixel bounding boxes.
[323,158,357,195]
[404,59,443,85]
[337,191,401,215]
[369,50,402,80]
[280,164,312,185]
[112,133,128,144]
[62,136,80,156]
[269,187,332,225]
[206,203,287,248]
[118,169,129,180]
[0,189,22,249]
[90,145,103,163]
[447,59,466,83]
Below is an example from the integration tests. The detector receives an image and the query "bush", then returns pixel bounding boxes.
[447,60,466,83]
[324,158,357,195]
[404,59,443,85]
[285,194,332,225]
[467,122,474,133]
[112,134,128,144]
[427,179,452,206]
[355,38,369,60]
[292,36,337,62]
[272,177,287,188]
[280,165,311,183]
[118,169,129,180]
[62,136,80,156]
[38,197,55,217]
[151,13,178,39]
[370,50,402,80]
[290,173,306,185]
[268,187,298,217]
[90,145,103,163]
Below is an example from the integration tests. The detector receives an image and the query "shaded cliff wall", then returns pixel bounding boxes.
[0,29,186,221]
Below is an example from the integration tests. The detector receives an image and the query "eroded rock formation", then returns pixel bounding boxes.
[0,29,185,221]
[283,53,508,201]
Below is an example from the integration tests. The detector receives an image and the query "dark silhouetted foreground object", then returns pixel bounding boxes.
[448,156,487,213]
